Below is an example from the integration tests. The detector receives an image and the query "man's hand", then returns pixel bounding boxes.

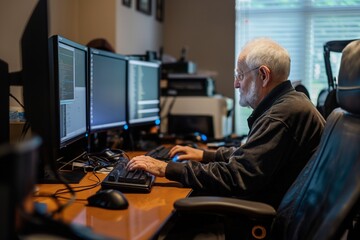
[127,155,167,177]
[169,145,204,162]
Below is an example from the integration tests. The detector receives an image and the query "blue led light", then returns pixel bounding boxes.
[172,154,179,162]
[123,124,129,130]
[201,134,207,142]
[155,119,161,125]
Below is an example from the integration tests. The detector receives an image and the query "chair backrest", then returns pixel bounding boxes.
[316,39,357,119]
[274,40,360,240]
[86,38,115,53]
[294,83,311,100]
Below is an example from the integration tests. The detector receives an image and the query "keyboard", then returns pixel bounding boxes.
[101,157,155,193]
[145,145,172,161]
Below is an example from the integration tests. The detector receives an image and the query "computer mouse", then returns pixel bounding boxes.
[172,152,190,162]
[87,189,129,210]
[172,153,181,162]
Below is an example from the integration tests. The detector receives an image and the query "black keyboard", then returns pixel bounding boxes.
[101,158,155,193]
[145,145,172,161]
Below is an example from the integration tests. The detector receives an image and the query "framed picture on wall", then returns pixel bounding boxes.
[156,0,164,22]
[122,0,131,7]
[137,0,152,15]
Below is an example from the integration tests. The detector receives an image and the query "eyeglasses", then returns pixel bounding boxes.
[234,66,260,82]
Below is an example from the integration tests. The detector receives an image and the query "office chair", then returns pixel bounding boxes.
[317,39,358,119]
[151,40,360,240]
[292,80,311,100]
[294,83,311,100]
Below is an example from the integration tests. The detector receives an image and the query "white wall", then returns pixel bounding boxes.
[51,0,164,55]
[0,0,38,72]
[115,0,163,55]
[77,0,116,47]
[0,0,78,107]
[0,0,163,108]
[49,0,79,41]
[163,0,235,99]
[52,0,164,55]
[0,0,38,106]
[1,0,233,108]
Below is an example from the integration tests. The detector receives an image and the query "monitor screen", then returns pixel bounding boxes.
[127,60,161,126]
[89,48,127,133]
[49,35,88,148]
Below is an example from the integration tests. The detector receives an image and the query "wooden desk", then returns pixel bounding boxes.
[34,152,191,240]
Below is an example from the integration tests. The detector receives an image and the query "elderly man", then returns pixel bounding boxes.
[127,38,325,208]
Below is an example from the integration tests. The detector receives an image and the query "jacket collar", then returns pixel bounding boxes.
[247,80,294,129]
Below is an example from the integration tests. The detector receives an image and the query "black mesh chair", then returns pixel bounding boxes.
[317,39,358,119]
[151,40,360,240]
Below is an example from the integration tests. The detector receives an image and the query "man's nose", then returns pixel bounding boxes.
[234,79,240,89]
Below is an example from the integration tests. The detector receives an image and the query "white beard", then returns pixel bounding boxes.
[239,79,258,108]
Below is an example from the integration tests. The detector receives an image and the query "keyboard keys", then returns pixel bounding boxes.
[101,160,155,193]
[145,145,172,161]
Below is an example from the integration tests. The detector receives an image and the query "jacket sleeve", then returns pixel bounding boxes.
[202,146,239,163]
[165,116,295,197]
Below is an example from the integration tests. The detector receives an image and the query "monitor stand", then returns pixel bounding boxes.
[88,132,108,153]
[123,127,161,151]
[37,139,88,184]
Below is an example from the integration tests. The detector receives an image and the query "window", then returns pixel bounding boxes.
[235,0,360,135]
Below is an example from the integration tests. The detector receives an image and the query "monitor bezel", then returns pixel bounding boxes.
[49,35,89,149]
[88,48,128,134]
[21,0,59,172]
[126,59,161,128]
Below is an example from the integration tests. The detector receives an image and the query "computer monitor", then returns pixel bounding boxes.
[21,0,58,182]
[49,35,88,147]
[127,60,161,126]
[89,48,127,133]
[47,35,89,182]
[22,1,88,183]
[126,60,161,150]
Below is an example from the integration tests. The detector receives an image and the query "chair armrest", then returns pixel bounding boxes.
[174,196,276,220]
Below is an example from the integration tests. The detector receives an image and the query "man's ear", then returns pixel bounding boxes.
[259,66,271,87]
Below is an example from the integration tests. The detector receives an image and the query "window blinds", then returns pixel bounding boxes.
[235,0,360,135]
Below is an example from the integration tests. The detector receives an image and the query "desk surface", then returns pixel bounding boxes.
[34,151,192,240]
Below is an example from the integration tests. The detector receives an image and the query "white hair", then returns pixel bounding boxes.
[240,38,291,81]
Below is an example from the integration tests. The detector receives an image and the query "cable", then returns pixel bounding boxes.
[53,166,103,201]
[160,95,169,116]
[161,95,177,120]
[57,151,88,171]
[35,150,129,212]
[48,152,90,217]
[9,93,30,140]
[20,121,31,140]
[9,93,25,108]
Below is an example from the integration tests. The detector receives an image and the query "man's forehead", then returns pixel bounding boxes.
[237,51,247,63]
[236,58,247,68]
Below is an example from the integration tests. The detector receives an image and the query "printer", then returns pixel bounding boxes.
[161,74,215,97]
